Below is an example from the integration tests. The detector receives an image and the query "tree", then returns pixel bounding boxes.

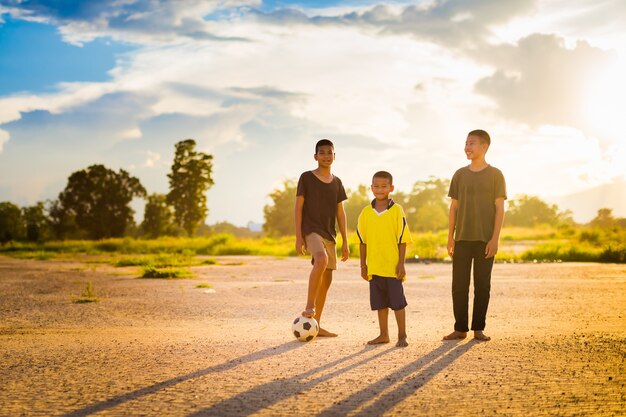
[263,179,296,236]
[58,164,146,239]
[0,202,23,244]
[48,198,79,240]
[343,184,370,230]
[406,177,450,232]
[505,195,561,227]
[167,139,214,237]
[141,193,177,238]
[590,208,616,229]
[22,202,51,242]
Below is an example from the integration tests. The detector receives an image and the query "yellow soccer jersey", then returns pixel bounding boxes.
[356,200,412,280]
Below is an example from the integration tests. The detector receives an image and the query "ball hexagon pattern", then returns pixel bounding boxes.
[291,316,319,342]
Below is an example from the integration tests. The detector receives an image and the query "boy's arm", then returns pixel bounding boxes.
[295,195,305,255]
[396,243,407,280]
[485,197,505,258]
[359,243,368,281]
[336,202,349,261]
[447,199,458,257]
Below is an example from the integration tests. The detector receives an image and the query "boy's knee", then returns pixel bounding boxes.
[312,251,328,268]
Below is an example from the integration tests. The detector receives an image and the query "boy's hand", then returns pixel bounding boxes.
[341,242,350,262]
[295,236,306,255]
[447,237,455,257]
[485,239,498,258]
[396,263,406,280]
[360,265,368,281]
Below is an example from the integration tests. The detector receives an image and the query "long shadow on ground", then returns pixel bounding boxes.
[187,343,397,417]
[189,341,472,417]
[318,339,477,416]
[61,341,304,417]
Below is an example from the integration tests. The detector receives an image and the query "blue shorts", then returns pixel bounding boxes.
[369,275,408,311]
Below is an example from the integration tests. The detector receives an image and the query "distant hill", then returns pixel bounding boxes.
[547,179,626,223]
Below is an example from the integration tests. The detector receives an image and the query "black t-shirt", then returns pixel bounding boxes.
[297,171,348,242]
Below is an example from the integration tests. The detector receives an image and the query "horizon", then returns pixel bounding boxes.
[1,0,625,226]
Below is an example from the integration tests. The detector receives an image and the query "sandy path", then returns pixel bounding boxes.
[0,255,624,416]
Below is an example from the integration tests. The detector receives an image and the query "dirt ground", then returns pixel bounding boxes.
[0,255,624,416]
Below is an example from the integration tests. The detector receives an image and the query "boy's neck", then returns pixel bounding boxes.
[314,166,332,176]
[374,197,390,211]
[469,157,488,171]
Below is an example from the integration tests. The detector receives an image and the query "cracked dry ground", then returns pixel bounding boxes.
[0,255,624,416]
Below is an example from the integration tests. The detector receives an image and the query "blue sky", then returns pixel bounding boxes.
[1,0,625,224]
[0,15,134,95]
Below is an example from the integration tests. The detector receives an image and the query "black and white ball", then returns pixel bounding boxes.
[292,316,319,342]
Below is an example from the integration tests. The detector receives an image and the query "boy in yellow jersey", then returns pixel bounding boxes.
[357,171,412,347]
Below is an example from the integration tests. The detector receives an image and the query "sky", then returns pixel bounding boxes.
[1,0,625,226]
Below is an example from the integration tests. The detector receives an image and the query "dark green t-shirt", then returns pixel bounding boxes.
[448,165,507,242]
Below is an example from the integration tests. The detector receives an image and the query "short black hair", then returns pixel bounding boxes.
[315,139,334,153]
[468,129,491,146]
[373,171,393,185]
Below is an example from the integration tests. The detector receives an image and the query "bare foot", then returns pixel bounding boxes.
[317,328,337,337]
[443,331,467,341]
[474,331,491,341]
[302,308,315,318]
[396,337,408,347]
[367,334,390,345]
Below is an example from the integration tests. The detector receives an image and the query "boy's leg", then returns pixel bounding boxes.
[315,269,337,337]
[471,241,494,340]
[302,234,328,318]
[387,278,408,347]
[368,276,390,344]
[444,240,472,340]
[311,234,338,336]
[368,308,390,344]
[394,309,408,347]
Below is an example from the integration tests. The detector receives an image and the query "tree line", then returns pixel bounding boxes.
[0,139,213,243]
[262,178,626,236]
[3,148,625,243]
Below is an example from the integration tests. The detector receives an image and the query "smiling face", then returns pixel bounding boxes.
[371,176,394,201]
[314,145,335,168]
[465,134,489,161]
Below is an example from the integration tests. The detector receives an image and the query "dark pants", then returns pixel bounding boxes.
[452,240,494,332]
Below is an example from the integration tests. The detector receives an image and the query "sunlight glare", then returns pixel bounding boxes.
[583,59,626,140]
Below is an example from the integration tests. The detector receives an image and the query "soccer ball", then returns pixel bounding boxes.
[292,316,319,342]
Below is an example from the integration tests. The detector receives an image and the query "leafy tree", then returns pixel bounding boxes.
[505,195,561,227]
[58,164,146,239]
[589,208,617,229]
[406,177,450,232]
[167,139,214,237]
[344,184,370,230]
[141,193,177,238]
[263,179,296,236]
[22,202,51,242]
[0,202,23,244]
[48,198,79,240]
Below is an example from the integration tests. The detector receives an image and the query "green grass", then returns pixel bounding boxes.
[141,266,194,279]
[72,279,99,303]
[6,251,56,261]
[195,283,213,288]
[2,226,625,264]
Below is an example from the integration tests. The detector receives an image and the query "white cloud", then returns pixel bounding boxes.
[0,128,8,153]
[1,0,626,223]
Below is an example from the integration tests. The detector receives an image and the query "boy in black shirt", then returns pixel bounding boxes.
[295,139,349,337]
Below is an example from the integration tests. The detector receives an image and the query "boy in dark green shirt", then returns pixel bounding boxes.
[444,129,507,342]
